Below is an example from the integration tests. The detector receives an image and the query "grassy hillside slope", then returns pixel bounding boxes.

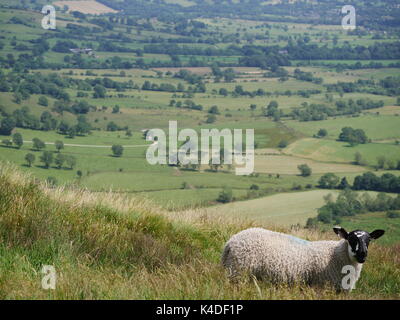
[0,162,398,299]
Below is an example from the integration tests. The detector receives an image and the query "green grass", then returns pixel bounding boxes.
[285,138,400,165]
[285,115,400,141]
[0,162,398,299]
[204,190,342,226]
[319,211,400,246]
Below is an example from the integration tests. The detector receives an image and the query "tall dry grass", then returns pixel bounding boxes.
[0,162,398,299]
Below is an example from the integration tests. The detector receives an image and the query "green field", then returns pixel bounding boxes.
[203,190,341,226]
[285,115,400,141]
[0,0,399,300]
[285,138,400,165]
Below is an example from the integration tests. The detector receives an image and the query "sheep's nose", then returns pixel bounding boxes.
[357,251,367,263]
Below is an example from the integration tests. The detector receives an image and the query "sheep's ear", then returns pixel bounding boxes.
[333,227,348,239]
[370,229,385,240]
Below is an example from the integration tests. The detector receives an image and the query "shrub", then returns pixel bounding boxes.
[278,140,288,148]
[217,187,233,203]
[298,164,312,177]
[386,211,400,219]
[112,144,124,157]
[46,176,57,186]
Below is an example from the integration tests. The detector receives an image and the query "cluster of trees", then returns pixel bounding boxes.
[334,98,384,114]
[23,138,76,171]
[217,85,321,99]
[57,116,91,138]
[317,172,400,193]
[0,99,106,139]
[27,151,77,170]
[211,66,236,82]
[293,68,323,84]
[353,172,400,193]
[308,189,400,225]
[1,132,23,148]
[169,99,204,111]
[140,80,204,93]
[290,98,384,122]
[3,0,400,72]
[173,69,203,85]
[0,107,62,134]
[338,127,369,146]
[318,173,350,190]
[263,101,282,120]
[0,71,71,102]
[0,71,137,107]
[326,77,400,97]
[98,0,400,31]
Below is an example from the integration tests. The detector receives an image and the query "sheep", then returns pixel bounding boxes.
[221,226,385,290]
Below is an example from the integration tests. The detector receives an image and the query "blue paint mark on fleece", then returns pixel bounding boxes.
[287,235,310,246]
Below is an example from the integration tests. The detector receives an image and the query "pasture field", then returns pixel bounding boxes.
[200,189,390,227]
[254,154,365,174]
[52,1,118,14]
[200,190,342,226]
[284,138,400,165]
[284,115,400,141]
[0,1,399,223]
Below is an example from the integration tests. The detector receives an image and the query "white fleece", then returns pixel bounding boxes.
[222,228,362,289]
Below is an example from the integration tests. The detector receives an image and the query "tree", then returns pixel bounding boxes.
[0,117,16,135]
[338,177,350,190]
[65,155,77,169]
[217,187,233,203]
[377,156,386,169]
[107,121,119,131]
[338,127,368,146]
[25,153,35,167]
[112,105,120,113]
[2,139,12,147]
[318,173,339,189]
[55,140,64,152]
[354,152,365,165]
[112,144,124,157]
[219,88,228,96]
[12,132,23,149]
[125,129,132,137]
[38,96,48,107]
[54,153,65,169]
[249,104,257,111]
[32,137,45,151]
[208,105,220,115]
[278,140,288,148]
[317,128,327,137]
[40,151,53,168]
[298,164,312,177]
[67,127,76,139]
[250,184,259,190]
[93,84,106,98]
[206,114,216,124]
[266,100,278,117]
[75,115,91,135]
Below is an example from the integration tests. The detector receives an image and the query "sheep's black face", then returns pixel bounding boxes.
[333,227,385,264]
[347,231,370,263]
